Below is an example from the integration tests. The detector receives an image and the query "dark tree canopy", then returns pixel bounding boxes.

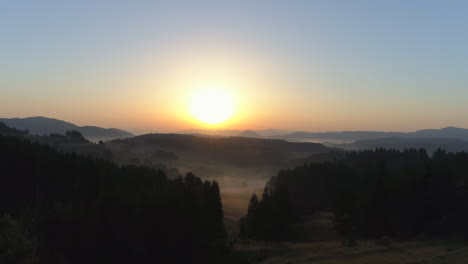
[0,135,227,264]
[244,148,468,242]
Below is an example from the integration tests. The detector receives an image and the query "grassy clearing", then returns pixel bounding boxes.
[235,239,468,264]
[224,202,468,264]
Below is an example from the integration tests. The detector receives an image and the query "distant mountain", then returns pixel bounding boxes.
[409,127,468,140]
[186,133,225,138]
[255,129,293,137]
[178,127,468,143]
[78,126,133,140]
[273,131,405,143]
[0,116,76,135]
[0,117,133,141]
[177,129,243,137]
[334,137,468,153]
[237,130,261,138]
[176,129,293,137]
[0,122,28,136]
[273,127,468,143]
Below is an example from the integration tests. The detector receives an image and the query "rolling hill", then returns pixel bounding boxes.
[109,133,331,167]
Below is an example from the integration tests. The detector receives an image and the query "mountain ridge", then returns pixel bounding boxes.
[0,116,133,141]
[178,126,468,143]
[328,136,468,153]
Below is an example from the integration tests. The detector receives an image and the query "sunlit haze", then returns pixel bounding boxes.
[189,89,235,125]
[2,1,468,134]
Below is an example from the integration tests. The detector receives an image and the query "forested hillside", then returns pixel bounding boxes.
[0,135,228,264]
[243,149,468,242]
[112,133,330,167]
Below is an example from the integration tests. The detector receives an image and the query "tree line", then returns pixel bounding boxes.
[242,148,468,242]
[0,135,227,264]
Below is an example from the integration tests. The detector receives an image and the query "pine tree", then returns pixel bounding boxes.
[246,193,260,238]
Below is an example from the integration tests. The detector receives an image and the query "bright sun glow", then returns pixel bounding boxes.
[189,89,235,125]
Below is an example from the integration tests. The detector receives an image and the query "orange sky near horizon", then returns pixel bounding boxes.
[3,2,468,134]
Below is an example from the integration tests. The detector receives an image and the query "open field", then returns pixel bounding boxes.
[232,213,468,264]
[233,212,468,264]
[235,239,468,264]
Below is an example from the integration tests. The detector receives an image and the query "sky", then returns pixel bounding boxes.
[1,0,468,134]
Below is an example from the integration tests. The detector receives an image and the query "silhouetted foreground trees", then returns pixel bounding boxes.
[244,148,468,242]
[240,188,296,241]
[0,135,227,264]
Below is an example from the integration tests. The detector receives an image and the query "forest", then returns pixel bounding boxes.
[0,134,229,264]
[5,123,468,263]
[242,148,468,244]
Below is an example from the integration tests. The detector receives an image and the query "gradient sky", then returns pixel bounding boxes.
[2,0,468,134]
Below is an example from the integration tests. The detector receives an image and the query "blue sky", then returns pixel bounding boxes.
[1,0,468,133]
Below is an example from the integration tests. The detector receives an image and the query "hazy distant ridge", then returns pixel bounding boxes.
[178,128,293,137]
[276,126,468,143]
[179,126,468,143]
[0,117,133,141]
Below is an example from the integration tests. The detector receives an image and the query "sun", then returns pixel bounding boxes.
[189,89,235,125]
